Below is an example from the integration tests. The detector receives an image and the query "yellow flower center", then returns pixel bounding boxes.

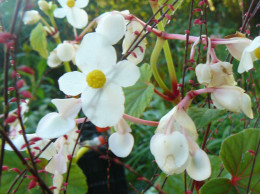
[66,0,75,8]
[86,70,106,89]
[254,47,260,60]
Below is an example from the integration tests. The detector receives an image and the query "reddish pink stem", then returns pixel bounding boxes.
[123,114,159,126]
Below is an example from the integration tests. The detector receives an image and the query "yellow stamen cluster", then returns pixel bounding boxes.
[86,70,106,89]
[254,47,260,60]
[66,0,75,8]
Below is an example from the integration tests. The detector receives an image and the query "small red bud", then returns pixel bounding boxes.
[63,182,68,187]
[131,52,137,58]
[198,0,205,6]
[63,135,68,140]
[16,79,25,89]
[67,154,73,160]
[185,30,190,34]
[152,18,159,24]
[137,177,143,181]
[193,8,202,13]
[49,186,57,190]
[138,46,144,53]
[134,31,140,36]
[9,98,17,102]
[165,14,171,20]
[248,150,255,156]
[20,91,33,99]
[30,137,42,142]
[167,4,174,11]
[10,168,20,173]
[189,80,194,84]
[19,66,35,75]
[35,159,42,163]
[28,180,36,190]
[2,166,9,171]
[25,158,30,161]
[5,115,17,124]
[10,60,15,65]
[8,87,15,91]
[75,130,80,133]
[33,146,41,151]
[187,67,194,71]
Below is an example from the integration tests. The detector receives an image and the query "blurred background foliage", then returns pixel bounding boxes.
[0,0,259,193]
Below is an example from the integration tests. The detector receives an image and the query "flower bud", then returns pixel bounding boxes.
[23,10,40,25]
[56,42,75,62]
[195,61,236,87]
[38,0,50,12]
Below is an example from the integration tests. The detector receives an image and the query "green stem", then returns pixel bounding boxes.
[151,3,178,87]
[150,37,171,94]
[40,17,52,32]
[63,61,72,72]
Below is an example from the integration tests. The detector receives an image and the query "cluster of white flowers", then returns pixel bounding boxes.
[17,0,259,191]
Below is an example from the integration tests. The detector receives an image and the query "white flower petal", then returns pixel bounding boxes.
[127,46,146,65]
[150,131,189,175]
[226,37,251,60]
[96,14,126,45]
[75,33,117,74]
[47,51,62,68]
[75,0,89,8]
[175,108,198,140]
[238,48,254,73]
[57,0,67,7]
[39,142,57,160]
[67,7,88,29]
[186,148,211,181]
[58,71,87,96]
[81,83,124,127]
[246,36,260,52]
[195,63,211,86]
[51,98,81,119]
[241,93,253,119]
[45,153,67,174]
[5,134,35,151]
[211,86,245,113]
[54,8,67,18]
[56,42,75,62]
[36,112,76,139]
[53,172,64,194]
[114,118,131,134]
[110,60,140,87]
[109,132,134,157]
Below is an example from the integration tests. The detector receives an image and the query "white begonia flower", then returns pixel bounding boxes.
[150,107,211,180]
[47,42,78,68]
[122,21,147,65]
[54,0,89,29]
[23,10,41,25]
[109,118,134,158]
[36,98,81,139]
[59,33,140,127]
[96,12,127,45]
[5,134,57,160]
[195,61,236,87]
[226,36,260,73]
[211,85,253,119]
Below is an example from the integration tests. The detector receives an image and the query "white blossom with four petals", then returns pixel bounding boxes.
[54,0,89,29]
[59,33,140,127]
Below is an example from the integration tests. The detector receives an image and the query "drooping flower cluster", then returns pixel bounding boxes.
[150,107,211,181]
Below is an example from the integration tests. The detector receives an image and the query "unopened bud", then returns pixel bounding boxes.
[38,0,50,12]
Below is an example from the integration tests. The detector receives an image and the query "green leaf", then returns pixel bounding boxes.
[146,173,184,194]
[0,151,52,194]
[66,163,88,194]
[200,128,260,194]
[209,155,230,178]
[187,107,227,129]
[200,178,238,194]
[124,63,154,120]
[30,23,48,59]
[220,128,260,193]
